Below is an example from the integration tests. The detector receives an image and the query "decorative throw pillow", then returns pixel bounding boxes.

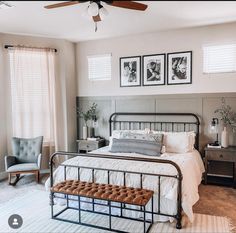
[119,131,162,142]
[110,138,163,156]
[109,130,149,149]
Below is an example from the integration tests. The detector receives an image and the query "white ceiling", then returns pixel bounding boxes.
[1,1,236,42]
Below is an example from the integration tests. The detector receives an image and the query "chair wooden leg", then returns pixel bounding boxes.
[8,173,11,185]
[9,174,20,186]
[36,170,40,183]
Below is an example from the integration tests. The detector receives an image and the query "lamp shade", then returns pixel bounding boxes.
[208,118,219,134]
[99,6,109,20]
[88,2,99,16]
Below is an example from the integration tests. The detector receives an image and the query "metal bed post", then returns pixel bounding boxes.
[176,173,183,229]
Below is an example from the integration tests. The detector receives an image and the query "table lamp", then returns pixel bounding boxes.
[208,118,220,146]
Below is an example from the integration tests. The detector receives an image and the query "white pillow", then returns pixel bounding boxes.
[152,131,195,153]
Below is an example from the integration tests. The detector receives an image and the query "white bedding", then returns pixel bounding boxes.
[45,147,205,223]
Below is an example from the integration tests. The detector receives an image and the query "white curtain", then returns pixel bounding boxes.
[8,47,58,153]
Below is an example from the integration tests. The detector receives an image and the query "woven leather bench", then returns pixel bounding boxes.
[51,180,154,233]
[52,180,153,206]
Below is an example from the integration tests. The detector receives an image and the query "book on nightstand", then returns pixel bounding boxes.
[207,144,222,149]
[87,137,101,141]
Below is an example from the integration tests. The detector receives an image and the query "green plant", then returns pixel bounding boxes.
[215,98,236,131]
[78,103,97,126]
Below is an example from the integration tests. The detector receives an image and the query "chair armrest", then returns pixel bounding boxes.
[5,156,16,170]
[37,153,42,169]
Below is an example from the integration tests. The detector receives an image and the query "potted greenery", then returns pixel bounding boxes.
[215,98,236,147]
[78,103,97,139]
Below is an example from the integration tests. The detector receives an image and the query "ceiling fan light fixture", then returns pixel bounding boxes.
[88,2,99,17]
[99,6,109,20]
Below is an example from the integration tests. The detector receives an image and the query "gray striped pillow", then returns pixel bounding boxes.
[110,136,163,156]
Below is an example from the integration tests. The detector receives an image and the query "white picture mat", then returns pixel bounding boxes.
[168,52,192,84]
[120,57,140,86]
[143,55,165,85]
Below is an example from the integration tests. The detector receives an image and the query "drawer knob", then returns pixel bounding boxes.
[219,154,223,158]
[86,145,89,148]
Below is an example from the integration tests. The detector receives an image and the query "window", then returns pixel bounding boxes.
[203,44,236,73]
[9,47,56,143]
[88,54,111,80]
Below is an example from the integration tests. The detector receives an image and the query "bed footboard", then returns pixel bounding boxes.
[49,151,183,229]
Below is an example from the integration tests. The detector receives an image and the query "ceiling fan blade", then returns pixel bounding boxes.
[93,14,102,22]
[108,1,148,11]
[44,1,80,9]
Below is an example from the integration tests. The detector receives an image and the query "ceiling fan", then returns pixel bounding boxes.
[44,1,148,28]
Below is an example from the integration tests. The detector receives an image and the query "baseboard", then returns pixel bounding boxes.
[0,171,7,181]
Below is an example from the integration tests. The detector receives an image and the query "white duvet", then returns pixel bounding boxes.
[45,147,205,223]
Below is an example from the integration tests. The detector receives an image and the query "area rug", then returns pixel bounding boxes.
[0,190,233,233]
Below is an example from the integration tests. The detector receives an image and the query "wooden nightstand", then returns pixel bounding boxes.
[204,146,236,188]
[77,139,105,153]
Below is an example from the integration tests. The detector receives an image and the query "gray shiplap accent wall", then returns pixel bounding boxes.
[77,92,236,177]
[77,93,236,153]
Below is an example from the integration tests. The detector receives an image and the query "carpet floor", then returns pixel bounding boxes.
[0,190,233,233]
[0,174,235,232]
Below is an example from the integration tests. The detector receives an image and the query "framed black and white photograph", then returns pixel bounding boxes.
[142,54,165,86]
[167,51,192,85]
[120,56,141,87]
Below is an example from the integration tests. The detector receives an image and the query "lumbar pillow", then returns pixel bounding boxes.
[110,134,163,156]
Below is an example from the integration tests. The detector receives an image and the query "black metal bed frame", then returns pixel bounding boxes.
[50,112,200,232]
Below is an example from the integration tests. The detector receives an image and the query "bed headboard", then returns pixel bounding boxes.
[109,112,200,151]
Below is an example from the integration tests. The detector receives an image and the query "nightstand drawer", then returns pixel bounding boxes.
[78,141,98,151]
[206,151,235,162]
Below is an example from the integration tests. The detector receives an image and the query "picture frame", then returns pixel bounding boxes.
[142,54,165,86]
[120,56,141,87]
[167,51,192,85]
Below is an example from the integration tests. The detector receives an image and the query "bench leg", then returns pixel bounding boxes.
[143,205,146,233]
[50,192,54,218]
[151,197,154,224]
[78,196,81,223]
[108,201,111,230]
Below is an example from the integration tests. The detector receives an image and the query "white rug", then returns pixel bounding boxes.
[0,190,233,233]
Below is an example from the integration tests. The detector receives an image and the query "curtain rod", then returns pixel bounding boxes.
[4,45,57,52]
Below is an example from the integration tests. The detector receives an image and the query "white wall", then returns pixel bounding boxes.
[0,33,77,175]
[76,22,236,97]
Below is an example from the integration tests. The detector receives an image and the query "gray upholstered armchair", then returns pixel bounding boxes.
[5,136,43,185]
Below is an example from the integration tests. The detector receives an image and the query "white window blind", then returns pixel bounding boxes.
[203,44,236,73]
[88,54,111,80]
[9,47,56,144]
